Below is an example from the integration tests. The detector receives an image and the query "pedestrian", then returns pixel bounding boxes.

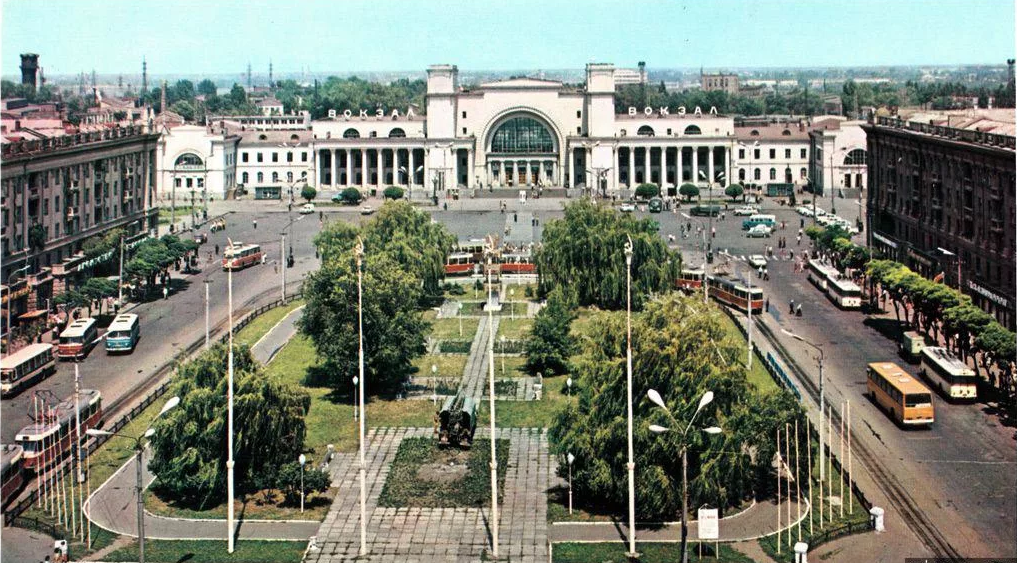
[765,297,770,313]
[253,218,257,229]
[796,303,803,317]
[790,249,795,260]
[215,244,220,255]
[163,285,169,300]
[790,299,795,314]
[800,218,805,228]
[797,235,802,246]
[758,265,764,279]
[764,269,770,281]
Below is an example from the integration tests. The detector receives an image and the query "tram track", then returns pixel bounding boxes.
[753,316,963,561]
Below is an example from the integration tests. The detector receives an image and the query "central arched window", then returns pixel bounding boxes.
[490,116,554,154]
[343,128,360,139]
[174,153,203,167]
[844,149,867,165]
[684,125,702,135]
[389,128,406,138]
[637,125,655,136]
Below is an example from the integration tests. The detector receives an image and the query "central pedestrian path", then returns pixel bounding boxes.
[459,315,499,399]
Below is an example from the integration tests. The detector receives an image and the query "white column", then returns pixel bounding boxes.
[708,146,715,183]
[692,147,699,183]
[726,146,732,186]
[330,149,338,187]
[643,146,650,185]
[612,149,619,191]
[467,150,475,188]
[661,146,669,188]
[360,149,367,186]
[376,149,383,187]
[677,146,684,184]
[409,149,416,187]
[570,150,577,188]
[345,149,352,187]
[627,147,635,188]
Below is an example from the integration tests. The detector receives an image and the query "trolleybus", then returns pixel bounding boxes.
[866,362,934,427]
[919,346,978,401]
[1,343,56,398]
[57,318,98,360]
[105,313,140,353]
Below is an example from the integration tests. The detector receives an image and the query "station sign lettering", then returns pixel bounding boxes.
[327,107,416,119]
[627,106,718,116]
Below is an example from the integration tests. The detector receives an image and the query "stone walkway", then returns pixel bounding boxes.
[459,315,500,400]
[305,427,553,563]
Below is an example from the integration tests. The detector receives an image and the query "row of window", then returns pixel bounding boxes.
[241,151,310,164]
[736,167,809,182]
[240,170,308,185]
[738,148,810,160]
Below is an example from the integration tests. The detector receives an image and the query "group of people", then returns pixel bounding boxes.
[208,218,227,233]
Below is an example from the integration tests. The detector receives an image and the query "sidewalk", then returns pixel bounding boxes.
[250,305,304,365]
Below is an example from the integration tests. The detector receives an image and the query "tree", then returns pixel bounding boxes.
[300,249,427,396]
[525,287,576,376]
[229,83,247,107]
[679,183,699,202]
[383,186,405,200]
[197,79,217,97]
[548,293,804,519]
[634,183,659,200]
[82,277,117,315]
[170,100,195,122]
[535,199,681,310]
[358,201,455,299]
[54,290,89,316]
[300,185,317,202]
[149,344,309,507]
[974,321,1016,399]
[340,187,362,205]
[724,183,744,201]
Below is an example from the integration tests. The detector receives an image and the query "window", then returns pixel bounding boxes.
[186,178,193,188]
[750,130,759,136]
[242,172,249,184]
[55,196,60,212]
[637,125,655,136]
[576,110,582,118]
[389,128,406,138]
[174,178,182,188]
[287,152,293,162]
[369,131,377,138]
[272,172,279,183]
[754,169,761,180]
[844,149,867,165]
[257,172,264,183]
[785,149,791,159]
[301,152,308,162]
[782,130,792,136]
[738,169,746,181]
[754,149,760,159]
[666,128,672,135]
[738,149,745,159]
[462,127,467,135]
[242,152,249,163]
[287,171,293,182]
[257,153,264,163]
[769,168,776,180]
[577,127,581,134]
[684,125,702,135]
[343,128,360,139]
[800,149,807,159]
[258,134,268,141]
[490,116,555,154]
[800,167,807,179]
[769,149,776,159]
[462,111,467,118]
[272,152,279,163]
[174,153,203,167]
[197,178,204,188]
[290,134,300,142]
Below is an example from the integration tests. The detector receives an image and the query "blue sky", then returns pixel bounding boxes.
[1,0,1014,76]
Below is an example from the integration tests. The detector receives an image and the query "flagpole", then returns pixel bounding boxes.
[785,423,791,548]
[839,401,845,518]
[827,405,833,522]
[847,401,853,513]
[776,427,781,556]
[795,418,801,542]
[807,416,813,536]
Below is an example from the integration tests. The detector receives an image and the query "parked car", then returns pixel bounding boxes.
[748,254,768,268]
[796,206,814,217]
[733,206,758,216]
[689,205,721,217]
[746,224,773,238]
[299,203,315,214]
[619,202,636,212]
[648,197,663,213]
[360,205,375,215]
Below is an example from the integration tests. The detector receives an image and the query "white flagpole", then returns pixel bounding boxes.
[795,418,801,542]
[35,395,42,508]
[75,365,84,538]
[776,427,781,555]
[847,400,853,513]
[839,401,845,518]
[827,404,833,522]
[807,416,813,536]
[785,423,791,548]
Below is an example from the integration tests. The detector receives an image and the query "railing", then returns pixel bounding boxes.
[2,291,303,526]
[1,125,152,158]
[875,116,1016,150]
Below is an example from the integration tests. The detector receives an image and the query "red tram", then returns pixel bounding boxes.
[15,389,103,471]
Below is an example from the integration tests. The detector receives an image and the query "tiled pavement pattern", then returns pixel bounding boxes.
[305,426,554,563]
[459,315,500,400]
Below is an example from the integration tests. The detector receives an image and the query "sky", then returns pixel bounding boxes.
[1,0,1014,77]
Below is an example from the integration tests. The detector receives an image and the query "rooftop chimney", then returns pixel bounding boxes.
[20,53,39,92]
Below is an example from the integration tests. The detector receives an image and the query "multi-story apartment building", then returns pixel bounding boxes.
[2,125,160,327]
[863,115,1016,328]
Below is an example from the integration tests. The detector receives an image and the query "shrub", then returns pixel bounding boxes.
[300,185,317,202]
[724,183,744,201]
[340,187,362,205]
[275,461,330,505]
[383,186,405,200]
[634,183,659,200]
[679,183,700,201]
[439,340,473,354]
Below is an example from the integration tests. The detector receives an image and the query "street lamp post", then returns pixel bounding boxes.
[624,236,637,557]
[699,170,725,265]
[352,376,359,421]
[203,278,212,349]
[431,364,438,406]
[86,396,179,563]
[781,329,824,481]
[298,454,307,513]
[485,240,500,557]
[354,236,368,556]
[500,335,506,375]
[567,453,575,515]
[647,389,722,563]
[225,238,237,553]
[566,377,572,398]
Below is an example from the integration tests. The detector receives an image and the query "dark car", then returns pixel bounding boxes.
[690,205,721,217]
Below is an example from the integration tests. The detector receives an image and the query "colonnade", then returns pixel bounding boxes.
[318,147,426,188]
[567,143,732,190]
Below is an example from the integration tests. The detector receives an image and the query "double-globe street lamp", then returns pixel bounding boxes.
[86,396,180,563]
[698,170,725,265]
[623,236,637,557]
[646,389,722,563]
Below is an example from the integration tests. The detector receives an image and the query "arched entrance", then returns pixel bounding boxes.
[485,113,560,187]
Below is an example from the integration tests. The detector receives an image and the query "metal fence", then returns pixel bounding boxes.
[2,291,303,526]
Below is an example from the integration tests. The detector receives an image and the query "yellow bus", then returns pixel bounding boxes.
[867,362,934,427]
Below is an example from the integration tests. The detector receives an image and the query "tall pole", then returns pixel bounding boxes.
[680,446,689,563]
[624,237,636,557]
[486,248,500,557]
[355,238,367,556]
[280,234,286,301]
[137,442,146,563]
[226,244,235,553]
[829,150,836,215]
[818,353,825,482]
[118,234,125,307]
[807,416,813,536]
[847,400,853,513]
[839,401,845,518]
[75,364,85,538]
[747,274,753,370]
[776,427,781,555]
[795,418,802,543]
[204,280,210,349]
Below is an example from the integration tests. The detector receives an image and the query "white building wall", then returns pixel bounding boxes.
[157,125,236,201]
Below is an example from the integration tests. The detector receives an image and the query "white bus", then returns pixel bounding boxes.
[807,259,838,292]
[827,275,862,309]
[105,313,140,353]
[1,343,56,397]
[58,318,98,360]
[919,346,978,401]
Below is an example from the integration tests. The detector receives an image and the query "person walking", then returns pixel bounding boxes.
[215,244,220,255]
[163,285,169,300]
[796,303,803,317]
[765,297,770,313]
[789,299,795,314]
[253,218,258,230]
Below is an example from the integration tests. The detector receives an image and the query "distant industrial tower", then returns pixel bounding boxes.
[142,57,148,94]
[1008,59,1015,89]
[269,60,273,87]
[19,53,39,91]
[247,62,252,89]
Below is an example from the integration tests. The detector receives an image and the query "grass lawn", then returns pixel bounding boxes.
[478,374,572,428]
[235,299,305,348]
[716,311,779,394]
[377,437,508,508]
[496,318,533,340]
[103,539,306,563]
[552,541,753,563]
[412,354,468,378]
[145,485,333,521]
[157,206,196,224]
[492,355,528,378]
[427,316,480,340]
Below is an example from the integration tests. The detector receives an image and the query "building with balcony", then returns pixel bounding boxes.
[2,125,160,329]
[863,115,1016,328]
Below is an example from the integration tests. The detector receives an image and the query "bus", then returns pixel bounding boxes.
[1,444,25,507]
[58,318,98,360]
[500,252,536,275]
[15,389,102,471]
[807,259,838,292]
[1,343,56,398]
[826,275,863,309]
[444,252,478,276]
[105,313,141,353]
[676,268,705,292]
[741,214,777,230]
[919,346,978,401]
[222,243,263,270]
[706,274,764,314]
[866,362,934,427]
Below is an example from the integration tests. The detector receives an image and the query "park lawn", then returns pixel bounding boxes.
[412,354,468,378]
[428,316,480,340]
[497,318,533,340]
[493,355,528,378]
[157,206,196,224]
[145,484,333,522]
[716,311,779,394]
[552,541,753,563]
[478,374,571,429]
[103,539,306,563]
[235,299,305,348]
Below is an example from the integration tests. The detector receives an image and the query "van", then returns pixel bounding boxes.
[901,331,925,363]
[648,197,663,213]
[741,214,777,230]
[518,190,527,204]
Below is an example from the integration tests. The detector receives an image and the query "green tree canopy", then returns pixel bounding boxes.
[196,79,217,97]
[634,183,659,200]
[300,185,317,202]
[149,343,310,507]
[535,199,681,310]
[548,293,804,518]
[383,186,405,200]
[525,287,576,376]
[724,183,744,201]
[679,183,699,201]
[340,187,362,204]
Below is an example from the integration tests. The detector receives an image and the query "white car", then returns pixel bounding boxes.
[360,205,375,215]
[813,207,828,217]
[733,206,758,216]
[746,224,773,238]
[619,203,636,212]
[299,203,315,214]
[796,206,814,217]
[748,255,768,268]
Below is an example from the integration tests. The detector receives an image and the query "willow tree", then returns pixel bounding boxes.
[548,292,804,519]
[535,199,681,310]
